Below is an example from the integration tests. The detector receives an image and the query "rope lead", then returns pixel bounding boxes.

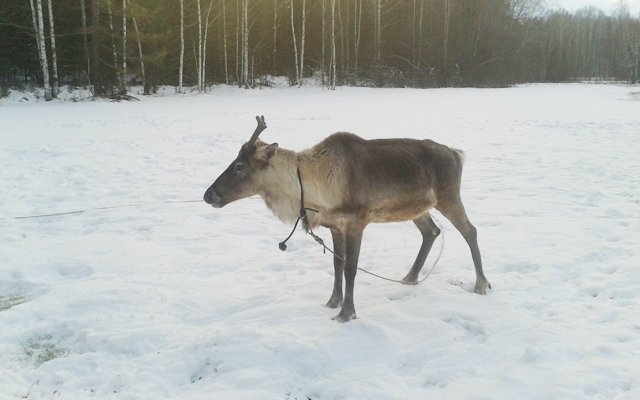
[0,200,203,221]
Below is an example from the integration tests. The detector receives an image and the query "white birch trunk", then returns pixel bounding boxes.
[375,0,382,62]
[197,0,203,92]
[272,0,278,71]
[321,0,325,85]
[32,0,52,100]
[242,0,249,88]
[46,0,59,97]
[222,0,229,84]
[80,0,91,86]
[251,49,255,84]
[338,0,344,74]
[201,0,214,92]
[331,0,336,90]
[418,0,424,69]
[130,1,146,94]
[443,0,451,73]
[290,0,299,85]
[107,0,121,92]
[345,0,350,70]
[411,0,417,69]
[354,0,362,73]
[299,0,306,87]
[236,0,240,85]
[28,0,43,75]
[122,0,127,93]
[179,0,184,92]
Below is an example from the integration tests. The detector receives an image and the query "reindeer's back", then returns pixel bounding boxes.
[316,132,459,185]
[307,133,461,218]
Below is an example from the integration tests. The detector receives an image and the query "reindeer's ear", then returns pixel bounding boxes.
[254,142,279,167]
[264,143,278,159]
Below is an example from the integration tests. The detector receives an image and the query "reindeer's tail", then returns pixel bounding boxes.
[451,148,466,182]
[452,148,466,166]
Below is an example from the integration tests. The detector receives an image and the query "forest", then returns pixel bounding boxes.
[1,0,639,99]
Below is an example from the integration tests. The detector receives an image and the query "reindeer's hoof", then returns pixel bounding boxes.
[474,280,491,295]
[324,297,343,309]
[401,276,419,285]
[332,308,357,323]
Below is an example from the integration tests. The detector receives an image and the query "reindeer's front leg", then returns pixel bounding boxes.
[333,228,363,323]
[325,229,346,309]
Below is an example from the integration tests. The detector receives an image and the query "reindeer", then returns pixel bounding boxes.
[203,116,490,322]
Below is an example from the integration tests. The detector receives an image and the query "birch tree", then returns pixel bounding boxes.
[321,0,325,84]
[46,0,59,97]
[338,0,344,74]
[201,0,214,91]
[197,0,203,92]
[106,0,122,92]
[354,0,362,73]
[330,0,337,90]
[443,0,451,76]
[241,0,249,88]
[235,0,240,83]
[374,0,382,62]
[90,0,105,96]
[272,0,278,71]
[121,0,127,94]
[29,0,52,100]
[290,0,299,85]
[299,0,306,86]
[130,0,146,94]
[178,0,184,92]
[344,0,350,70]
[80,0,91,87]
[417,0,424,70]
[222,0,229,84]
[411,0,425,73]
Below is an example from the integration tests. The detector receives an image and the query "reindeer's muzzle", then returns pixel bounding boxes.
[203,186,224,208]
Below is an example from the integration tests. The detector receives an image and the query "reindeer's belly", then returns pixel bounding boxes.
[367,188,437,223]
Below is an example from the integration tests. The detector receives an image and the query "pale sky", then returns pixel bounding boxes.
[552,0,640,14]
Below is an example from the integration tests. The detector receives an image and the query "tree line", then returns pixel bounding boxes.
[1,0,639,99]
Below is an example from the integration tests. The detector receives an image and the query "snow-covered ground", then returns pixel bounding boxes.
[1,84,639,399]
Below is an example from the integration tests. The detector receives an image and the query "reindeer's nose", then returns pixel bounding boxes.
[203,186,223,207]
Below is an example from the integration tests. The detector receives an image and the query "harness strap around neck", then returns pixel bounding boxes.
[278,165,339,259]
[278,165,306,251]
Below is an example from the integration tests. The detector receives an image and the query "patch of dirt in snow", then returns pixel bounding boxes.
[0,294,28,311]
[0,281,47,312]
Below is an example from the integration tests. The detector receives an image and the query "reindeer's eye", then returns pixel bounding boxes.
[234,162,246,174]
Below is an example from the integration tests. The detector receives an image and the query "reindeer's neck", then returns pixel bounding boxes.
[258,148,303,225]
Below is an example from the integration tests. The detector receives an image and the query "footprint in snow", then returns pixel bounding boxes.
[499,262,540,274]
[443,314,487,343]
[190,360,221,384]
[387,289,416,302]
[57,263,93,279]
[447,279,476,293]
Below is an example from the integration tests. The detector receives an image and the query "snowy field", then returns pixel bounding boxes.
[1,84,639,399]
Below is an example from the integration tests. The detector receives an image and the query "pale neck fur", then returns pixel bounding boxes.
[258,148,303,225]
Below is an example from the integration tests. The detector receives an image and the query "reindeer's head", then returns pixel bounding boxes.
[203,116,279,208]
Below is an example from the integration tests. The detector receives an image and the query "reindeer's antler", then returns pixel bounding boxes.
[247,115,267,146]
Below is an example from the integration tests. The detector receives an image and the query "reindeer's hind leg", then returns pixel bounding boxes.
[401,213,441,284]
[437,199,491,294]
